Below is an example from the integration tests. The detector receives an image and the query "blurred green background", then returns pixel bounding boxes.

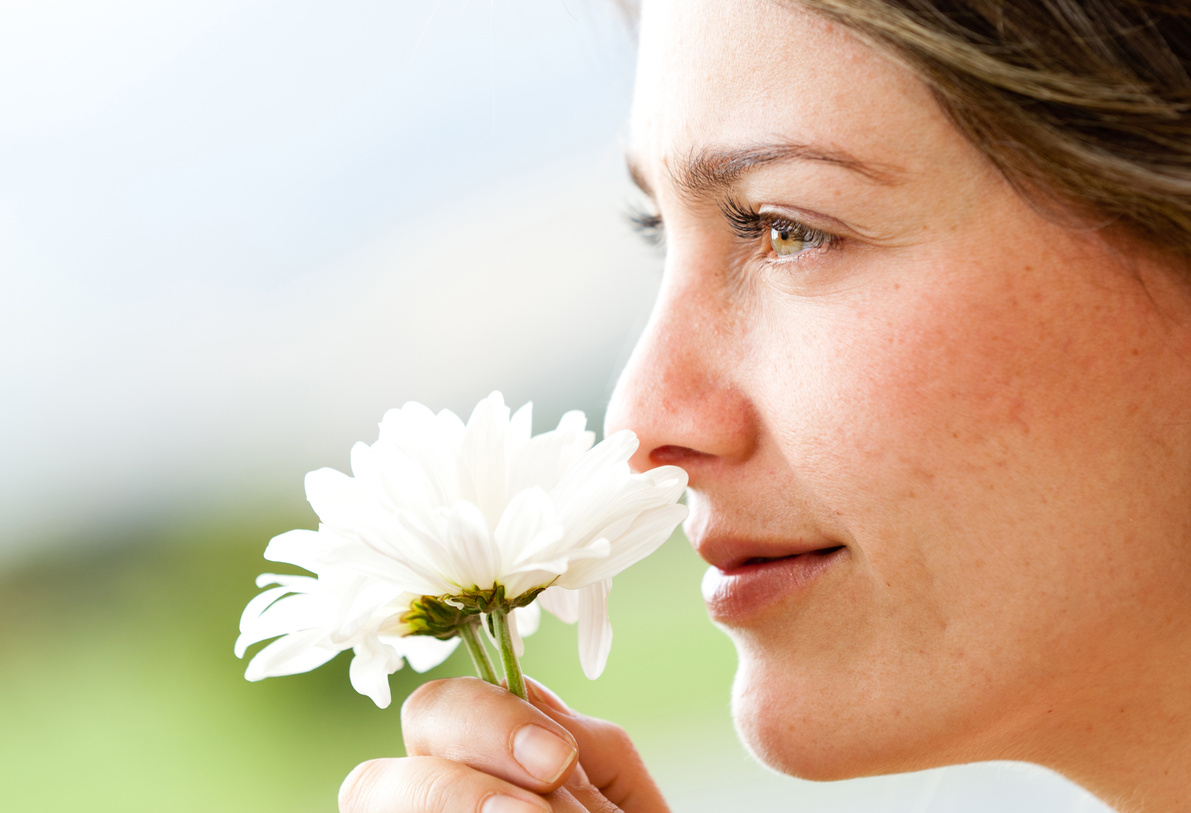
[0,1,1110,810]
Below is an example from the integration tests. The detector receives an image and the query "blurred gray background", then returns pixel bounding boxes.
[0,1,1110,810]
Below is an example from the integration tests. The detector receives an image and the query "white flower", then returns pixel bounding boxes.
[236,392,688,708]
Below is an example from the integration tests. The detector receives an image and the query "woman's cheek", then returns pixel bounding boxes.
[758,251,1078,517]
[722,264,1081,775]
[754,239,1182,654]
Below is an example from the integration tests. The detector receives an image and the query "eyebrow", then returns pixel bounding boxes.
[627,142,902,204]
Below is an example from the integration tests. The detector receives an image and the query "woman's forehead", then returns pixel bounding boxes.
[627,0,958,197]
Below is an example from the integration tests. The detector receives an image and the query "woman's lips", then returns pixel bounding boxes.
[700,546,847,623]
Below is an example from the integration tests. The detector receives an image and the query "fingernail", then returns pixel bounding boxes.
[481,794,547,813]
[512,724,576,784]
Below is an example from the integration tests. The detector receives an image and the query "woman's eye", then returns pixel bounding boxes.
[766,219,830,259]
[770,223,805,256]
[720,198,834,261]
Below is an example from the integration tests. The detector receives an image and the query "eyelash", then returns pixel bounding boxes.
[626,204,664,248]
[626,200,839,264]
[718,198,838,260]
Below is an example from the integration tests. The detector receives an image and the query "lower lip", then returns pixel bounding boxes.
[701,547,847,623]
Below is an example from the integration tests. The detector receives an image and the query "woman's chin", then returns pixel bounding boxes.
[729,672,860,781]
[728,650,944,781]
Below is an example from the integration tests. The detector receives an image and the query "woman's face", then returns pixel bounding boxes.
[607,0,1191,780]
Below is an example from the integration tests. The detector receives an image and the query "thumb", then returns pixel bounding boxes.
[526,677,671,813]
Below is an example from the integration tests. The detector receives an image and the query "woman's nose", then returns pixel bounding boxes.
[604,272,758,478]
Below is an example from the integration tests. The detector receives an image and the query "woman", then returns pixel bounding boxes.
[339,1,1191,810]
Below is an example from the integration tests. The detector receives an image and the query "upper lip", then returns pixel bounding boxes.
[695,536,845,572]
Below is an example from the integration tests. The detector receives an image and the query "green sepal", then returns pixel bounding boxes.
[400,596,473,640]
[401,584,549,640]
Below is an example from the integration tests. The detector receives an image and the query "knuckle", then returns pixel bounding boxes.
[404,677,527,761]
[403,678,506,757]
[402,678,451,721]
[401,679,459,752]
[594,719,634,751]
[407,757,467,812]
[338,759,386,813]
[553,786,618,813]
[339,756,472,813]
[403,677,495,724]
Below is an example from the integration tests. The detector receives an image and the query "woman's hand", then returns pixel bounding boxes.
[337,676,671,813]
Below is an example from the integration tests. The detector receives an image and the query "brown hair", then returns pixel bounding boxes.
[788,0,1191,264]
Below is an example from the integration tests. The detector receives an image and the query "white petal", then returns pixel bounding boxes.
[557,481,657,547]
[642,464,690,501]
[500,569,564,600]
[445,501,499,589]
[349,441,376,484]
[592,513,635,545]
[552,467,687,567]
[318,539,447,596]
[432,404,467,446]
[495,487,557,562]
[380,401,449,450]
[349,639,401,709]
[507,400,534,449]
[335,581,409,640]
[374,447,438,516]
[384,512,466,585]
[554,409,589,436]
[504,538,610,597]
[538,586,580,624]
[253,571,315,591]
[461,392,510,528]
[379,401,463,506]
[503,528,611,599]
[552,411,595,472]
[514,602,541,637]
[550,440,668,546]
[563,504,688,586]
[507,609,526,657]
[244,629,341,680]
[238,584,295,633]
[551,431,637,507]
[577,581,613,679]
[396,634,461,673]
[254,573,285,589]
[506,526,567,579]
[379,400,435,430]
[237,592,324,657]
[263,529,327,570]
[304,467,367,526]
[506,410,593,495]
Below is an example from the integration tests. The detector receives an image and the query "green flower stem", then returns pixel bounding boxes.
[492,608,528,701]
[460,618,499,685]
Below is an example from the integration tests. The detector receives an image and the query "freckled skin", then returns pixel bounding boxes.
[606,0,1191,804]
